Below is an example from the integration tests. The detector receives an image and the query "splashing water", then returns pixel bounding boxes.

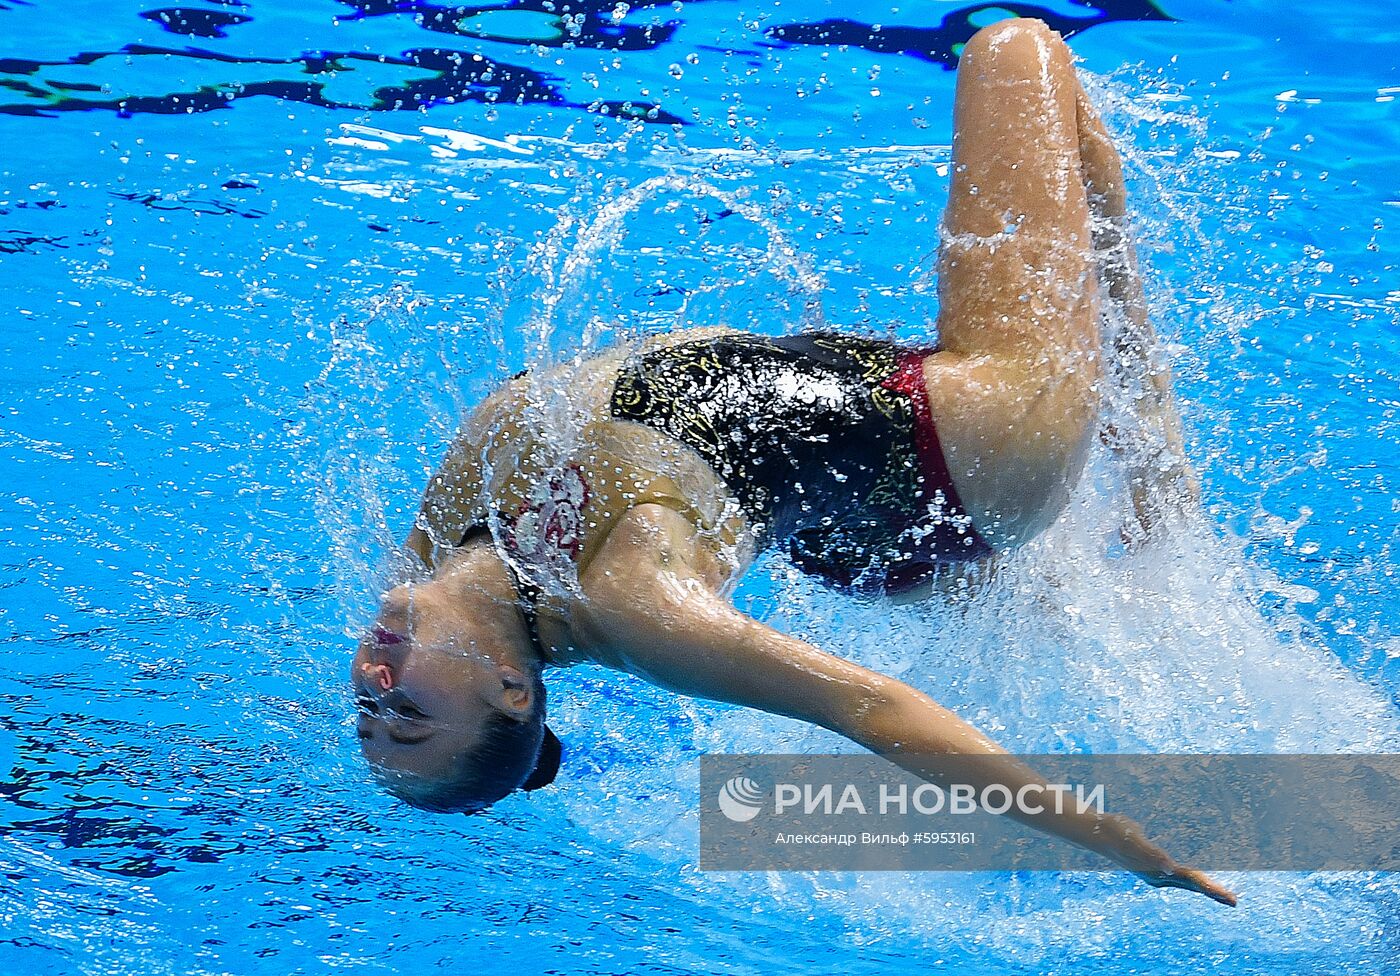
[6,2,1398,964]
[523,172,828,359]
[299,70,1400,970]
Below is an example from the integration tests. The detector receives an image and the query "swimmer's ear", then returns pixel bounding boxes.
[495,666,535,716]
[522,726,562,791]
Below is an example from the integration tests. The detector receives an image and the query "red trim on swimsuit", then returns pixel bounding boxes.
[881,349,994,577]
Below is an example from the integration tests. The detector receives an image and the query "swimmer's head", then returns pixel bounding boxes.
[350,548,560,813]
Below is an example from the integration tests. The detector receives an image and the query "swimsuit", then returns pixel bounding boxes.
[456,331,989,601]
[609,332,991,594]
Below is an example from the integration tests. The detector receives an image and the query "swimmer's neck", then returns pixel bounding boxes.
[434,541,547,673]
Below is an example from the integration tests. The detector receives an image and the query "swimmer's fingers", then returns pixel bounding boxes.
[1113,408,1200,549]
[1138,865,1239,907]
[1097,813,1236,905]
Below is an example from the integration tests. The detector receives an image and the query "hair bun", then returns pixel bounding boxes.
[522,725,562,791]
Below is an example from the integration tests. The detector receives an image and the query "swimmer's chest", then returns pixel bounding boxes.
[475,331,957,595]
[480,410,749,580]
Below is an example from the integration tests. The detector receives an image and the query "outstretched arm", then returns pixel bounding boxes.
[577,503,1236,905]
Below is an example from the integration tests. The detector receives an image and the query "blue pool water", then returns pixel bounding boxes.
[3,0,1399,972]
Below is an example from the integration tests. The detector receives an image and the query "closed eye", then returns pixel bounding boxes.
[387,727,435,746]
[392,702,430,721]
[356,696,380,715]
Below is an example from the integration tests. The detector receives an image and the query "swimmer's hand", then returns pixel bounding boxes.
[1138,864,1238,907]
[1099,290,1200,546]
[1124,444,1200,544]
[1099,813,1238,906]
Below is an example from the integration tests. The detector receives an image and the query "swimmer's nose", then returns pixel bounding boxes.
[361,662,394,692]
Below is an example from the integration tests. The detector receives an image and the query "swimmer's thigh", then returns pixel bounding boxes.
[925,18,1102,545]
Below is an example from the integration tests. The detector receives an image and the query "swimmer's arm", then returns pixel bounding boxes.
[579,504,1235,906]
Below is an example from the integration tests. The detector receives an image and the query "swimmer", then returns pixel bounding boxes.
[351,19,1232,905]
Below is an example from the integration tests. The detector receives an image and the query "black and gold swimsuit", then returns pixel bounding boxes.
[609,332,991,594]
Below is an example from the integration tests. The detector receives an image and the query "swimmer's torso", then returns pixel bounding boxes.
[445,328,989,597]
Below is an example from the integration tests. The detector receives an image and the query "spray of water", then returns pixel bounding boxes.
[304,68,1400,969]
[546,74,1398,961]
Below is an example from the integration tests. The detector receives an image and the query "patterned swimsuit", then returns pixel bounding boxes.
[609,332,991,594]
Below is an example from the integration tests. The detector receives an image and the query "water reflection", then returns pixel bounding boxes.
[0,1,1166,121]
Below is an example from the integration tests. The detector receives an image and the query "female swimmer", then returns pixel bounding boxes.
[350,18,1232,905]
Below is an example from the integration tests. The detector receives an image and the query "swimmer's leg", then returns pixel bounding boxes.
[1074,86,1200,535]
[923,18,1103,547]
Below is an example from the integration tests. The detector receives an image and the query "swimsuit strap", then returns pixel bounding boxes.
[882,348,992,558]
[503,557,548,661]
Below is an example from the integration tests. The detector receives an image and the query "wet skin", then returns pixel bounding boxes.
[351,562,539,799]
[350,18,1232,905]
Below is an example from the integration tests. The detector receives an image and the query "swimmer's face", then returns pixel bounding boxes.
[350,576,539,808]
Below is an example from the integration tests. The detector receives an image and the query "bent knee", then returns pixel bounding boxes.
[966,15,1059,53]
[962,17,1070,80]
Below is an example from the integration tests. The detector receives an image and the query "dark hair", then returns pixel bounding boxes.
[391,675,562,814]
